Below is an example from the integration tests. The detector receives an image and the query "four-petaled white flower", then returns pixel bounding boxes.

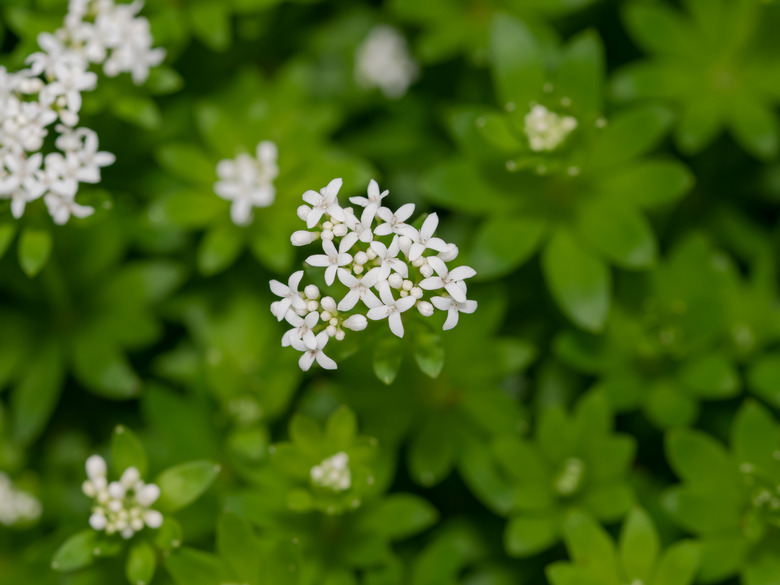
[282,311,319,350]
[367,281,418,338]
[306,239,353,285]
[349,178,388,216]
[214,140,279,226]
[406,213,448,261]
[293,331,337,371]
[419,256,477,303]
[375,202,414,236]
[431,296,478,330]
[270,270,307,321]
[303,178,346,228]
[337,268,382,311]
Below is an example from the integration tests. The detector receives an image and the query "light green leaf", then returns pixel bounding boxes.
[373,333,404,385]
[665,429,739,494]
[413,329,445,378]
[188,2,231,52]
[164,547,228,585]
[678,353,740,398]
[505,513,560,557]
[0,223,16,260]
[556,29,604,115]
[469,215,547,280]
[623,2,698,59]
[732,400,779,472]
[73,333,141,399]
[589,105,673,170]
[645,381,698,429]
[112,425,148,477]
[408,416,456,487]
[651,541,701,585]
[676,96,723,154]
[541,228,611,332]
[358,494,439,540]
[198,224,244,276]
[18,227,52,277]
[217,513,260,585]
[155,143,215,185]
[51,530,96,572]
[325,406,357,447]
[562,511,620,585]
[11,340,63,445]
[596,159,693,209]
[748,352,780,408]
[126,541,156,585]
[729,94,779,160]
[489,13,545,108]
[619,508,660,582]
[156,460,220,512]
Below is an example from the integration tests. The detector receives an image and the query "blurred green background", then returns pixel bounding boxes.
[3,0,780,584]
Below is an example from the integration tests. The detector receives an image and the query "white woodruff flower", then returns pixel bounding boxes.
[81,454,163,539]
[523,104,578,152]
[355,25,418,99]
[213,141,279,226]
[0,472,42,526]
[0,0,162,224]
[310,452,351,492]
[271,178,478,371]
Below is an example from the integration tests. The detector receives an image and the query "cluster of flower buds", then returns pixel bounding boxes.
[0,472,42,526]
[270,178,477,371]
[523,104,578,152]
[0,0,164,224]
[213,140,279,226]
[81,455,163,539]
[355,25,418,99]
[310,452,351,492]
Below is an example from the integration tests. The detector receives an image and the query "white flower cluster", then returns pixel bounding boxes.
[82,455,163,539]
[355,25,418,99]
[524,104,578,152]
[214,141,279,226]
[0,472,42,526]
[0,0,164,224]
[310,452,351,492]
[270,179,477,371]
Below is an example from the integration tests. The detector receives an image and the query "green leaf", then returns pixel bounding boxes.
[51,530,96,572]
[198,224,244,276]
[645,381,698,429]
[154,517,183,552]
[155,143,215,185]
[651,541,701,585]
[475,113,523,152]
[696,536,747,583]
[589,105,673,170]
[619,508,659,582]
[217,513,260,585]
[18,227,52,277]
[11,340,63,445]
[112,96,162,129]
[729,94,779,160]
[610,61,690,102]
[541,228,611,332]
[596,159,693,209]
[489,13,545,108]
[325,406,357,447]
[732,400,780,471]
[73,333,141,399]
[748,352,780,408]
[556,29,604,115]
[469,215,547,279]
[373,333,404,385]
[676,96,723,154]
[505,513,560,557]
[0,222,16,260]
[408,416,456,487]
[156,460,220,512]
[623,2,698,59]
[576,199,657,269]
[562,511,620,585]
[413,329,445,378]
[423,160,514,214]
[126,541,156,585]
[358,494,439,540]
[189,1,231,52]
[112,425,148,477]
[678,353,740,398]
[743,549,780,585]
[665,429,739,498]
[164,547,228,585]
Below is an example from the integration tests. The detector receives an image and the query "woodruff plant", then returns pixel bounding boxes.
[270,178,477,371]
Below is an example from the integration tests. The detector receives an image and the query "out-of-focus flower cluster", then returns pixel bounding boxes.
[270,178,477,371]
[0,472,42,526]
[355,25,418,99]
[81,455,163,539]
[213,140,279,226]
[0,0,164,224]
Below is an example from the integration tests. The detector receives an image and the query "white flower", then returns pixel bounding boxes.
[302,178,345,228]
[282,311,320,350]
[370,238,409,280]
[305,239,353,286]
[292,331,337,371]
[419,256,476,303]
[44,192,94,225]
[214,141,279,226]
[340,206,375,250]
[0,472,42,526]
[349,179,388,216]
[337,268,382,311]
[355,25,418,99]
[406,213,448,261]
[374,202,414,236]
[310,452,351,491]
[431,296,478,330]
[524,104,578,152]
[39,62,98,114]
[269,270,306,321]
[367,281,417,338]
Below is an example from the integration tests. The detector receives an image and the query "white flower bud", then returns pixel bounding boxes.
[321,311,332,321]
[86,455,107,480]
[108,482,125,499]
[131,518,144,531]
[89,512,107,531]
[322,230,334,241]
[333,224,348,237]
[353,264,363,274]
[335,329,346,341]
[420,263,434,278]
[135,483,161,507]
[400,290,409,297]
[439,243,459,262]
[329,317,339,326]
[366,248,377,260]
[108,499,123,513]
[322,221,333,231]
[326,325,337,336]
[354,251,368,265]
[297,205,311,221]
[82,481,96,497]
[343,314,367,331]
[306,300,319,312]
[402,279,413,291]
[412,257,425,267]
[115,518,128,531]
[120,527,135,539]
[321,296,338,313]
[304,284,320,300]
[291,230,319,246]
[411,287,423,299]
[143,510,163,529]
[120,467,140,489]
[417,301,434,317]
[388,273,403,289]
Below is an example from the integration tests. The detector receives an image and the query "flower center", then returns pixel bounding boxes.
[553,458,585,496]
[311,452,351,492]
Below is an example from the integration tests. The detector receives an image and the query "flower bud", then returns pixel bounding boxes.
[439,243,459,262]
[291,230,318,246]
[398,236,412,255]
[136,483,161,507]
[343,314,367,331]
[306,300,319,312]
[108,481,125,499]
[333,224,348,237]
[143,510,163,529]
[304,284,320,300]
[120,467,140,489]
[89,512,107,531]
[326,325,337,336]
[322,230,334,241]
[420,263,434,278]
[297,205,311,221]
[86,455,107,480]
[411,287,423,299]
[354,251,368,265]
[388,273,403,289]
[321,296,337,313]
[417,300,434,317]
[335,329,346,341]
[402,279,413,291]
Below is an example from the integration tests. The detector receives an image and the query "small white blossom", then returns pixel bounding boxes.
[355,25,418,99]
[524,104,578,152]
[310,452,351,491]
[292,331,337,371]
[306,239,353,286]
[431,295,478,330]
[419,256,476,303]
[302,178,345,228]
[214,141,279,226]
[367,281,417,338]
[0,473,42,526]
[269,270,307,321]
[405,213,448,261]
